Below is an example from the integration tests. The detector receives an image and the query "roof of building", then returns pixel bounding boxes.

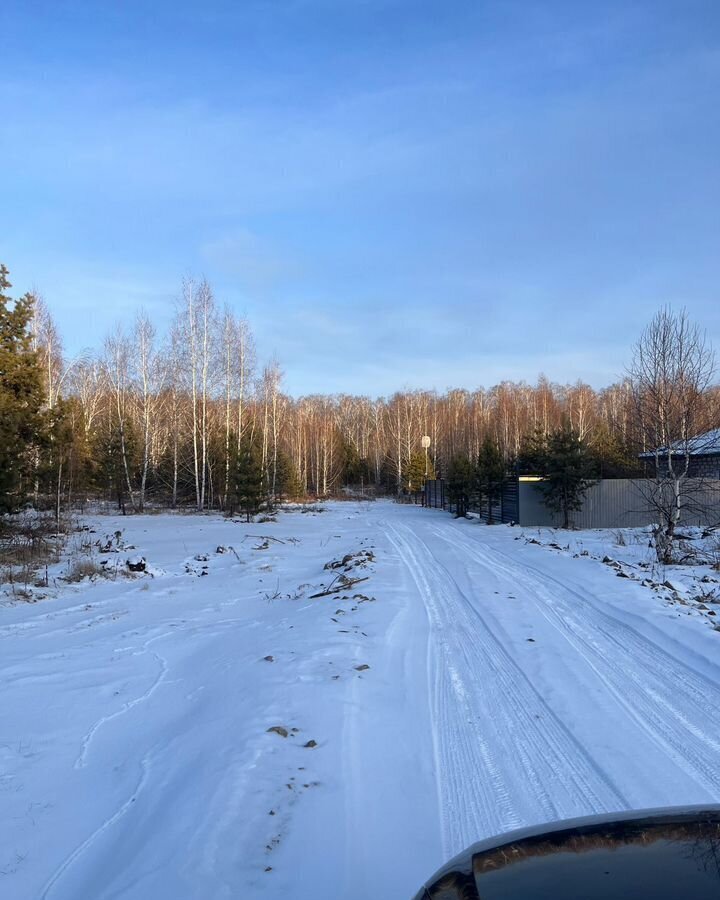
[639,428,720,458]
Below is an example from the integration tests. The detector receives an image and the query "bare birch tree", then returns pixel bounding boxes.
[30,295,66,410]
[132,311,165,511]
[220,308,237,510]
[259,361,283,496]
[165,322,186,508]
[103,326,137,511]
[628,307,716,562]
[176,277,218,510]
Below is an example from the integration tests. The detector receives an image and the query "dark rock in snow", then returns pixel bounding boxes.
[664,579,686,593]
[267,726,288,738]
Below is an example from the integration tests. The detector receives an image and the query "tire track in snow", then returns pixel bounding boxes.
[437,526,720,799]
[385,524,507,857]
[74,642,169,770]
[384,521,627,858]
[73,617,263,770]
[40,753,152,899]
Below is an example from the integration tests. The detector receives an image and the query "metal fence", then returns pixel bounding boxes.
[425,477,720,529]
[519,478,720,529]
[424,479,517,522]
[424,480,446,509]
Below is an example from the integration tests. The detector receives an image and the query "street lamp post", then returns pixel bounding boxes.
[421,435,431,481]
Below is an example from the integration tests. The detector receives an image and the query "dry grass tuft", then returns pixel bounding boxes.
[63,558,106,583]
[0,514,65,593]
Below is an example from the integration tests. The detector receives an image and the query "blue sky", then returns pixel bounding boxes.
[1,0,719,396]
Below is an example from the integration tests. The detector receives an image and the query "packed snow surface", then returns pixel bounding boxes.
[2,501,720,899]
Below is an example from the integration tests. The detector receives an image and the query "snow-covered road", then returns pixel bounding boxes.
[2,502,720,899]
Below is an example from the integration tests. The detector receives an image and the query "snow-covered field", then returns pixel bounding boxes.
[2,501,720,900]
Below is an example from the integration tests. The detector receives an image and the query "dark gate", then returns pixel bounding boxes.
[424,479,446,509]
[500,479,519,523]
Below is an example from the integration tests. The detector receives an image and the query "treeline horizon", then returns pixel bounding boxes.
[2,262,719,516]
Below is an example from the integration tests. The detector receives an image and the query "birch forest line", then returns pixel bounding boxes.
[5,266,718,514]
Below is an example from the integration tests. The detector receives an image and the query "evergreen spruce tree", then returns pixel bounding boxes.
[91,414,139,513]
[340,438,364,486]
[518,426,548,475]
[0,265,46,513]
[591,422,640,478]
[233,438,264,521]
[446,455,475,517]
[475,435,505,524]
[274,449,303,500]
[539,422,597,528]
[404,451,435,493]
